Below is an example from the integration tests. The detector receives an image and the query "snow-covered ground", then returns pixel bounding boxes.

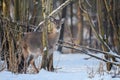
[0,51,120,80]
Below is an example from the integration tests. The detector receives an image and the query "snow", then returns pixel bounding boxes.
[0,51,120,80]
[43,47,47,51]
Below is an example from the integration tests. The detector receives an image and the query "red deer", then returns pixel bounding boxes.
[20,17,64,73]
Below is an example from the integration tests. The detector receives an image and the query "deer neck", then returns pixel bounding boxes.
[48,26,61,46]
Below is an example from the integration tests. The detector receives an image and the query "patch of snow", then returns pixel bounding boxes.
[0,52,120,80]
[43,47,47,51]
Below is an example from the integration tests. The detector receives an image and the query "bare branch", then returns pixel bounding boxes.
[57,43,120,66]
[58,40,120,59]
[34,0,74,32]
[85,0,92,8]
[78,0,87,13]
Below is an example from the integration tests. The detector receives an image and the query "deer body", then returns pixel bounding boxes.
[20,17,64,73]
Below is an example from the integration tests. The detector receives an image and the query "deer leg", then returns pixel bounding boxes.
[30,59,39,73]
[24,58,27,74]
[27,55,39,73]
[24,55,30,74]
[47,53,54,71]
[18,54,24,73]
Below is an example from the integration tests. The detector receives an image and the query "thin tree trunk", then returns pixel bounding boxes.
[41,0,54,71]
[97,0,112,71]
[2,0,10,71]
[70,2,74,53]
[77,4,83,45]
[57,0,66,52]
[41,0,48,70]
[46,0,54,71]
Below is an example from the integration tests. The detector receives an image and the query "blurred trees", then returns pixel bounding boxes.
[0,0,120,73]
[78,0,120,71]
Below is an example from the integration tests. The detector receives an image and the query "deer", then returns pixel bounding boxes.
[19,17,65,73]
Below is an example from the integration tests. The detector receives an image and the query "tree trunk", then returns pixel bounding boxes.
[57,0,66,52]
[41,0,54,71]
[77,5,83,46]
[2,0,11,71]
[97,0,112,71]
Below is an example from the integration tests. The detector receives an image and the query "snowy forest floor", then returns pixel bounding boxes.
[0,51,120,80]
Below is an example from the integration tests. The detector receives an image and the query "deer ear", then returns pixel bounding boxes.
[60,18,65,24]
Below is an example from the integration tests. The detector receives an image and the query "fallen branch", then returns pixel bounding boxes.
[58,40,120,59]
[57,43,120,66]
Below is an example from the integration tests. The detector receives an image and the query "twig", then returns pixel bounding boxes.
[79,0,87,13]
[85,0,92,8]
